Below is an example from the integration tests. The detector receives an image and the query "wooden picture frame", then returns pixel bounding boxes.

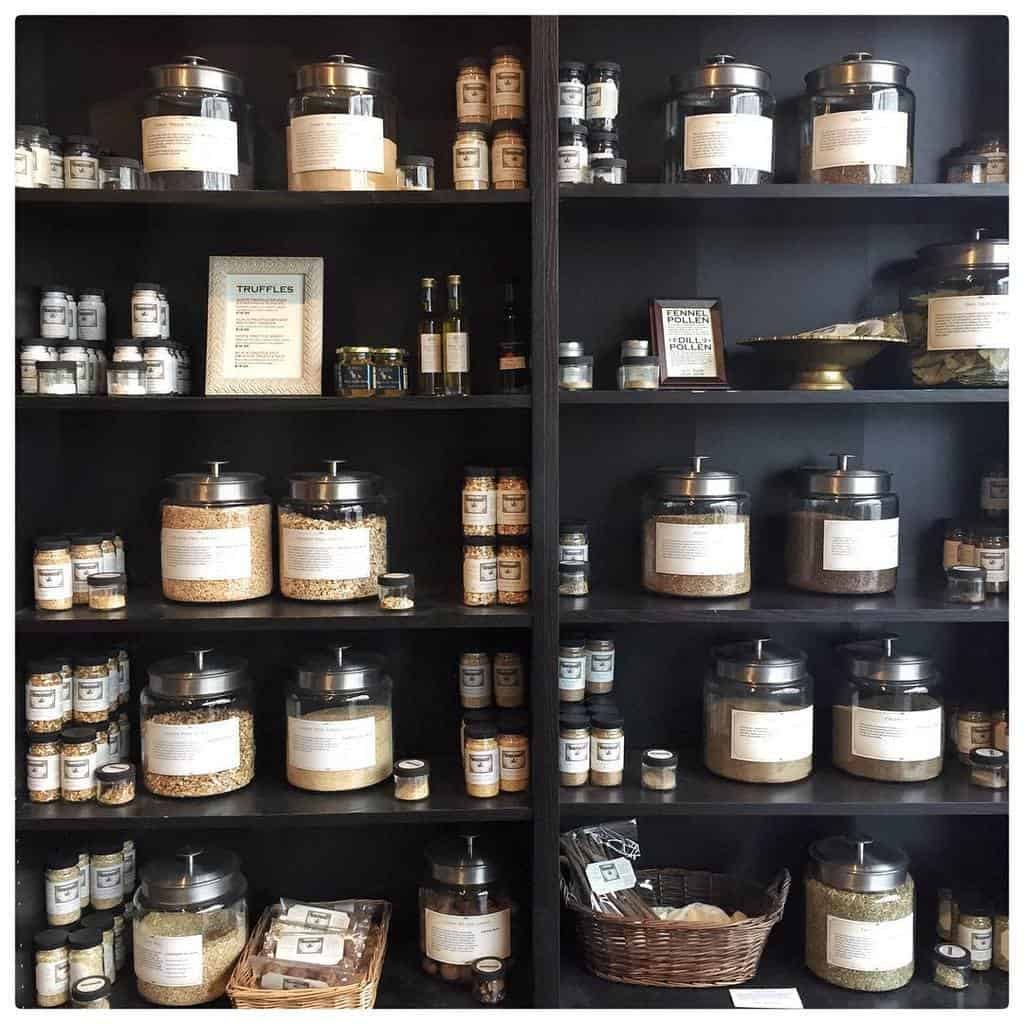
[649,298,728,388]
[205,255,324,395]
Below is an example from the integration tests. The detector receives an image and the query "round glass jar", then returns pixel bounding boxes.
[786,453,898,594]
[559,707,590,786]
[88,838,125,911]
[33,537,72,611]
[641,748,678,791]
[18,339,55,394]
[87,572,126,611]
[279,461,388,601]
[72,653,110,723]
[559,520,589,563]
[63,135,99,190]
[96,762,136,805]
[968,747,1007,790]
[456,57,490,124]
[463,537,498,607]
[40,287,69,339]
[496,467,529,537]
[559,354,593,389]
[142,57,251,190]
[37,360,76,395]
[974,523,1009,593]
[161,461,272,603]
[490,45,527,122]
[558,60,587,122]
[618,355,660,389]
[472,956,507,1005]
[378,571,414,610]
[398,154,434,191]
[592,156,627,184]
[558,636,587,703]
[800,52,914,184]
[34,928,70,1007]
[464,721,500,798]
[141,649,254,798]
[133,846,248,1006]
[67,930,104,988]
[957,704,993,764]
[372,347,408,396]
[642,457,751,598]
[26,658,65,734]
[394,757,430,801]
[805,835,914,991]
[420,835,512,984]
[493,651,525,708]
[336,346,374,396]
[588,129,619,161]
[71,975,111,1008]
[46,851,83,927]
[15,126,36,188]
[833,637,942,782]
[144,339,177,395]
[586,60,621,131]
[956,896,993,970]
[705,638,813,783]
[286,645,393,792]
[76,289,106,342]
[492,120,528,190]
[590,710,625,786]
[108,360,146,397]
[27,730,62,803]
[901,231,1008,387]
[559,560,590,596]
[100,155,145,190]
[453,123,490,190]
[558,119,589,184]
[60,726,96,802]
[933,943,971,989]
[945,564,986,603]
[585,636,615,694]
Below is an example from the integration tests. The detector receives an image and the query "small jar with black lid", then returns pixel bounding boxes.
[590,710,625,786]
[558,119,589,184]
[456,57,490,124]
[641,749,678,791]
[933,943,971,990]
[592,157,627,184]
[34,927,70,1006]
[63,135,100,190]
[71,976,111,1009]
[398,155,435,191]
[490,45,527,122]
[588,129,620,161]
[586,61,621,131]
[559,705,590,786]
[559,560,590,596]
[618,355,659,389]
[558,61,587,122]
[37,361,77,395]
[969,746,1008,790]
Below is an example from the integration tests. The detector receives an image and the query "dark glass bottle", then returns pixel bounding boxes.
[417,277,443,396]
[443,274,471,396]
[498,283,529,394]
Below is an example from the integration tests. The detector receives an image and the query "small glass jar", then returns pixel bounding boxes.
[559,560,590,596]
[19,339,55,394]
[463,537,498,607]
[497,710,529,793]
[67,931,104,988]
[121,839,135,893]
[943,521,969,568]
[945,564,986,603]
[641,749,678,791]
[588,129,619,161]
[378,571,414,610]
[497,539,530,606]
[957,705,993,765]
[559,354,594,389]
[618,355,660,390]
[491,45,526,121]
[336,343,373,397]
[974,524,1009,593]
[559,520,589,563]
[15,126,36,188]
[131,283,162,338]
[37,360,77,395]
[22,124,51,187]
[496,467,529,537]
[459,651,492,709]
[33,537,73,611]
[60,725,96,802]
[969,747,1007,790]
[558,636,587,703]
[456,57,490,124]
[398,155,435,191]
[938,887,957,941]
[933,943,971,990]
[957,898,993,970]
[980,457,1008,519]
[143,339,177,394]
[590,711,625,786]
[472,957,508,1005]
[26,658,65,734]
[586,61,621,131]
[87,572,127,611]
[47,135,64,188]
[453,123,490,190]
[27,730,62,803]
[994,911,1008,971]
[592,156,627,184]
[71,976,111,1008]
[370,347,407,396]
[47,852,83,927]
[111,904,127,971]
[96,762,136,805]
[993,709,1007,752]
[558,119,589,184]
[72,654,110,722]
[945,133,1008,184]
[100,156,145,190]
[108,360,147,397]
[492,120,528,190]
[63,135,100,190]
[493,651,525,708]
[559,61,587,122]
[89,839,125,910]
[559,708,590,786]
[585,637,615,694]
[40,287,69,340]
[34,928,70,1007]
[463,466,497,536]
[79,910,115,982]
[76,289,107,342]
[393,758,430,801]
[464,721,500,798]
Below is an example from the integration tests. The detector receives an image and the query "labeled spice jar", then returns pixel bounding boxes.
[945,564,985,603]
[492,651,524,708]
[559,520,589,563]
[643,457,751,598]
[496,711,530,794]
[491,45,526,121]
[805,835,914,992]
[89,838,125,910]
[497,539,530,606]
[588,129,619,161]
[33,537,73,610]
[786,453,898,594]
[463,466,497,535]
[398,155,435,191]
[801,53,914,184]
[47,851,83,927]
[559,354,594,388]
[286,645,393,792]
[472,956,508,1005]
[592,157,627,184]
[18,339,56,394]
[68,535,102,605]
[40,287,69,339]
[27,731,62,803]
[618,355,660,389]
[459,651,493,709]
[590,710,625,786]
[456,57,490,124]
[71,975,111,1008]
[133,846,248,1006]
[495,467,529,536]
[980,457,1009,519]
[336,346,375,396]
[994,910,1008,971]
[420,835,512,984]
[974,524,1009,593]
[586,61,621,131]
[144,339,177,394]
[63,135,100,189]
[641,749,678,790]
[957,897,993,970]
[100,155,145,190]
[463,537,498,607]
[37,360,77,395]
[394,758,430,801]
[705,638,814,783]
[15,126,36,188]
[585,637,615,694]
[834,638,942,782]
[87,572,127,610]
[80,910,115,981]
[558,120,589,184]
[492,120,527,190]
[453,123,490,190]
[34,928,70,1007]
[957,705,993,765]
[938,887,957,940]
[559,61,587,122]
[77,850,90,905]
[559,561,590,596]
[945,133,1008,184]
[933,943,971,990]
[969,747,1007,790]
[559,707,591,786]
[378,571,414,610]
[61,726,96,802]
[96,762,136,805]
[464,721,500,798]
[26,658,65,734]
[372,347,409,396]
[558,636,587,703]
[72,655,109,723]
[141,649,254,798]
[91,718,110,771]
[461,708,495,762]
[68,930,104,988]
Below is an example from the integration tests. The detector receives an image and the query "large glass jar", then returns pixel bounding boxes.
[704,638,813,783]
[161,461,272,603]
[901,231,1008,388]
[142,57,252,191]
[666,54,774,185]
[642,456,751,598]
[420,835,513,985]
[786,453,899,595]
[800,52,914,184]
[805,835,914,992]
[133,847,248,1006]
[285,644,393,792]
[833,637,942,782]
[278,460,388,601]
[141,650,254,798]
[288,55,397,192]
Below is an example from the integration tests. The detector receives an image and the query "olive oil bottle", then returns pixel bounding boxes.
[443,273,470,396]
[417,277,443,396]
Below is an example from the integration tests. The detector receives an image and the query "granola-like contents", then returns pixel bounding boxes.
[463,541,498,607]
[462,470,497,537]
[642,514,751,598]
[496,471,529,536]
[27,736,62,803]
[34,542,73,611]
[497,543,529,605]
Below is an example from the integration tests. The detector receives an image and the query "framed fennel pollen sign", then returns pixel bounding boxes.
[649,298,728,388]
[205,255,324,395]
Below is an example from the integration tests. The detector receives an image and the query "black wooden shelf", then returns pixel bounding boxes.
[15,394,530,412]
[560,388,1008,406]
[560,581,1008,624]
[559,183,1008,202]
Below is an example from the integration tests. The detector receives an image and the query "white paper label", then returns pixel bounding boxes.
[459,663,491,702]
[585,857,636,895]
[161,526,252,581]
[91,861,124,900]
[445,331,469,372]
[977,545,1009,583]
[559,736,590,773]
[558,655,587,695]
[419,333,442,373]
[981,476,1009,512]
[657,305,718,379]
[730,989,803,1009]
[65,156,99,188]
[72,558,100,594]
[560,543,588,563]
[46,876,81,916]
[35,563,72,601]
[459,79,490,119]
[134,931,204,987]
[655,521,745,576]
[463,557,497,594]
[587,650,615,684]
[822,518,899,572]
[287,716,376,772]
[27,752,60,792]
[453,140,488,184]
[26,683,61,722]
[35,957,69,997]
[957,923,993,966]
[558,145,588,183]
[290,113,384,174]
[586,81,619,119]
[500,742,529,780]
[222,273,305,380]
[62,754,93,791]
[957,718,993,753]
[558,83,586,120]
[462,488,496,528]
[851,706,942,762]
[423,908,511,965]
[927,294,1010,351]
[684,113,773,173]
[812,109,908,170]
[142,115,238,175]
[592,734,625,772]
[281,526,370,581]
[274,932,346,965]
[466,748,499,785]
[730,705,813,763]
[145,718,240,776]
[74,675,107,713]
[497,489,529,526]
[497,554,529,593]
[826,913,914,972]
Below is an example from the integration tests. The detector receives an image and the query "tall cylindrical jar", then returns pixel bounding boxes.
[491,120,527,190]
[559,707,590,786]
[453,123,490,190]
[456,57,490,124]
[490,46,527,122]
[33,537,73,611]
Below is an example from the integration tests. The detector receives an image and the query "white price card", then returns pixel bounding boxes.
[729,988,804,1009]
[585,857,637,896]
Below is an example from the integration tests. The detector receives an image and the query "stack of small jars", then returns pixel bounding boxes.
[557,59,624,186]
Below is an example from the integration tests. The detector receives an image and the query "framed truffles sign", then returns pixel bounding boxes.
[649,298,727,387]
[205,256,324,395]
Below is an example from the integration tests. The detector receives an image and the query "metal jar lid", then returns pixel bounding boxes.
[295,54,391,93]
[146,56,244,96]
[681,53,772,93]
[798,452,891,496]
[969,746,1007,769]
[165,460,265,504]
[287,460,383,502]
[426,834,501,886]
[917,228,1009,269]
[294,644,383,693]
[838,636,936,684]
[808,834,909,893]
[712,637,808,685]
[146,648,248,698]
[805,52,910,91]
[139,846,247,910]
[653,455,743,498]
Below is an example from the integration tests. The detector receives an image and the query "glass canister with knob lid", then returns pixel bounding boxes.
[278,460,389,602]
[133,846,248,1006]
[704,638,814,783]
[141,56,252,191]
[420,834,513,985]
[833,637,943,782]
[286,644,394,792]
[786,453,899,595]
[642,456,751,598]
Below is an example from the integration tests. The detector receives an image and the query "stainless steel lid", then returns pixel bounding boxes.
[146,56,244,96]
[165,461,265,503]
[805,52,910,91]
[809,834,909,892]
[287,460,383,502]
[712,637,808,685]
[147,649,248,698]
[295,54,391,93]
[838,636,936,684]
[426,834,500,886]
[653,456,743,498]
[294,644,383,692]
[799,453,891,496]
[139,846,247,910]
[681,53,772,93]
[559,341,584,357]
[917,228,1009,269]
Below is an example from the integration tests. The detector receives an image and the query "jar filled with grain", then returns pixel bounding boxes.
[456,57,490,124]
[133,847,248,1006]
[79,910,115,982]
[590,711,625,786]
[493,651,525,708]
[559,707,590,786]
[279,461,389,602]
[974,523,1009,594]
[994,909,1008,971]
[33,537,73,611]
[497,539,530,605]
[932,943,971,990]
[89,838,125,910]
[70,534,103,606]
[26,658,65,734]
[463,466,497,535]
[968,747,1007,790]
[161,461,272,603]
[464,720,500,798]
[459,651,493,709]
[141,649,254,798]
[34,928,70,1007]
[96,762,136,805]
[585,637,615,695]
[27,731,62,803]
[496,467,529,536]
[491,120,527,190]
[73,655,110,723]
[558,636,587,703]
[394,758,430,801]
[46,851,83,927]
[67,930,104,988]
[463,537,498,606]
[805,835,914,991]
[286,645,393,792]
[642,456,751,598]
[957,705,993,765]
[993,708,1007,751]
[497,710,529,793]
[453,123,490,190]
[60,725,96,802]
[490,46,527,121]
[71,976,111,1008]
[956,896,993,970]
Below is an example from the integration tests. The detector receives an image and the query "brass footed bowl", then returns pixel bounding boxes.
[736,335,907,391]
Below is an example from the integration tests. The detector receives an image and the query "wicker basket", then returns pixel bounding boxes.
[566,867,790,988]
[226,902,391,1009]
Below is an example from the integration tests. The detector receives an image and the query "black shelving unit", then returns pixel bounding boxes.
[14,12,1008,1011]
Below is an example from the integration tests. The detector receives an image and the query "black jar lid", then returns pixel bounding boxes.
[95,762,136,785]
[26,655,64,675]
[712,637,807,686]
[465,720,498,740]
[462,708,496,724]
[642,748,678,769]
[294,644,383,692]
[46,849,79,871]
[798,452,891,496]
[74,652,109,668]
[560,60,587,76]
[399,154,435,167]
[287,459,383,502]
[147,648,248,698]
[805,52,910,91]
[560,519,588,533]
[970,746,1008,769]
[458,56,488,70]
[808,834,909,893]
[61,725,96,745]
[592,157,628,169]
[66,134,98,148]
[591,710,624,730]
[682,53,771,93]
[80,910,114,933]
[147,55,244,96]
[838,636,936,684]
[490,44,525,61]
[497,709,529,735]
[28,730,63,745]
[426,833,501,886]
[86,572,126,588]
[589,60,622,75]
[472,956,508,980]
[378,572,413,586]
[947,564,985,582]
[37,360,75,371]
[72,976,112,1003]
[139,845,246,910]
[464,465,496,478]
[558,118,589,136]
[653,455,743,498]
[99,156,142,170]
[456,121,490,137]
[166,460,265,504]
[559,706,589,726]
[917,228,1008,269]
[67,929,103,951]
[491,119,525,135]
[296,54,391,93]
[957,891,992,918]
[589,129,619,142]
[34,928,69,951]
[933,943,971,968]
[91,836,124,856]
[394,757,430,778]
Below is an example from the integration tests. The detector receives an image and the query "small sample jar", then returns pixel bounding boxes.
[463,466,498,536]
[71,976,111,1009]
[558,636,587,703]
[63,135,100,189]
[586,61,621,131]
[493,651,525,708]
[87,572,127,611]
[558,119,589,184]
[933,943,971,990]
[945,564,985,603]
[592,157,627,184]
[969,747,1008,790]
[100,156,145,190]
[492,120,528,190]
[559,520,589,563]
[491,45,526,121]
[369,347,405,396]
[559,61,587,122]
[144,339,177,394]
[456,57,490,124]
[378,572,414,610]
[496,467,529,536]
[641,749,678,790]
[27,731,62,803]
[37,360,77,395]
[974,524,1009,593]
[559,560,590,596]
[590,711,625,786]
[76,289,107,342]
[463,537,498,607]
[96,763,136,805]
[945,134,1008,183]
[80,911,115,982]
[15,126,36,187]
[393,758,430,801]
[618,356,660,389]
[459,651,493,709]
[464,720,500,798]
[938,887,957,941]
[994,912,1008,971]
[497,539,530,606]
[559,354,594,389]
[108,360,147,396]
[72,654,110,722]
[34,928,70,1007]
[91,719,110,771]
[398,155,435,191]
[336,346,375,396]
[18,339,55,394]
[67,931,104,988]
[472,957,508,1005]
[588,130,619,161]
[89,839,125,910]
[453,123,490,190]
[957,705,993,765]
[585,637,615,694]
[957,897,993,970]
[559,708,590,786]
[497,711,530,793]
[131,283,162,338]
[33,537,73,611]
[26,658,64,734]
[46,852,83,927]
